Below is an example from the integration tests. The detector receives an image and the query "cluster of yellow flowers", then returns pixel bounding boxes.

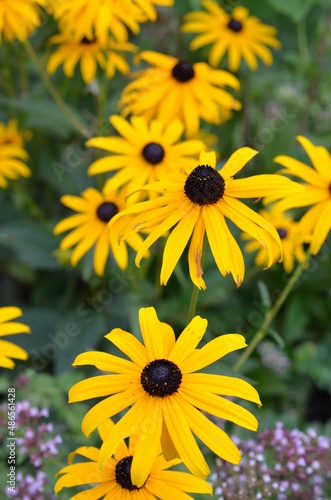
[1,1,331,498]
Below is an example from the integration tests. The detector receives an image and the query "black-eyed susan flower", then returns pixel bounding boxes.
[54,186,144,276]
[50,0,145,44]
[55,418,212,499]
[87,116,204,200]
[110,150,303,289]
[242,209,306,273]
[0,0,46,43]
[69,306,262,485]
[268,136,331,256]
[0,144,31,189]
[118,51,241,137]
[182,2,281,72]
[0,119,30,148]
[0,306,30,369]
[47,30,136,84]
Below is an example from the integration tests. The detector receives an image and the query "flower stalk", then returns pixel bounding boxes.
[24,40,90,138]
[233,250,311,372]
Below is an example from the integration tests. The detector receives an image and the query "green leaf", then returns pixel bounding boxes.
[267,328,285,349]
[0,96,87,137]
[0,221,60,270]
[257,281,272,310]
[267,0,319,22]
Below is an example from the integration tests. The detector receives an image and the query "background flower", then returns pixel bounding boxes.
[55,418,212,499]
[0,0,46,43]
[54,186,144,276]
[182,2,281,71]
[267,136,331,255]
[118,51,241,137]
[0,306,30,369]
[242,208,306,273]
[87,116,204,200]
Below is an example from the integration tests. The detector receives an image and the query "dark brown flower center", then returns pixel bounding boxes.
[142,142,165,165]
[96,202,118,223]
[172,60,195,82]
[115,456,143,491]
[80,36,96,44]
[228,18,243,32]
[184,165,225,205]
[141,359,182,397]
[277,228,288,239]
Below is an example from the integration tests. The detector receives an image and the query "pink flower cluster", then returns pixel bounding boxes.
[211,422,331,500]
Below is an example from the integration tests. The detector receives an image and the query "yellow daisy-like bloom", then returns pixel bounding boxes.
[118,51,241,137]
[0,306,30,369]
[53,186,144,276]
[242,209,306,273]
[182,2,281,72]
[47,31,136,84]
[50,0,147,44]
[110,150,303,289]
[69,306,262,486]
[0,119,26,147]
[87,116,204,200]
[0,144,31,189]
[268,136,331,256]
[0,0,46,43]
[55,418,212,499]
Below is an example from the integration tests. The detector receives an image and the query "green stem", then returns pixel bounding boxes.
[187,236,207,323]
[187,284,200,324]
[12,183,46,221]
[297,19,310,67]
[2,40,15,96]
[23,40,90,138]
[233,250,311,372]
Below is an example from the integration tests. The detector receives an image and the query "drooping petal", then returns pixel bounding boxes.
[163,397,210,478]
[131,398,163,487]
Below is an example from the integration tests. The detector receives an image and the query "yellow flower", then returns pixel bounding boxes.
[69,306,262,485]
[105,40,137,79]
[0,306,30,369]
[132,0,174,22]
[268,136,331,255]
[0,144,31,189]
[243,209,306,273]
[110,150,303,289]
[47,30,136,83]
[87,116,204,200]
[118,51,241,137]
[0,0,46,43]
[182,2,281,72]
[50,0,146,44]
[0,119,26,148]
[55,418,212,499]
[54,186,144,276]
